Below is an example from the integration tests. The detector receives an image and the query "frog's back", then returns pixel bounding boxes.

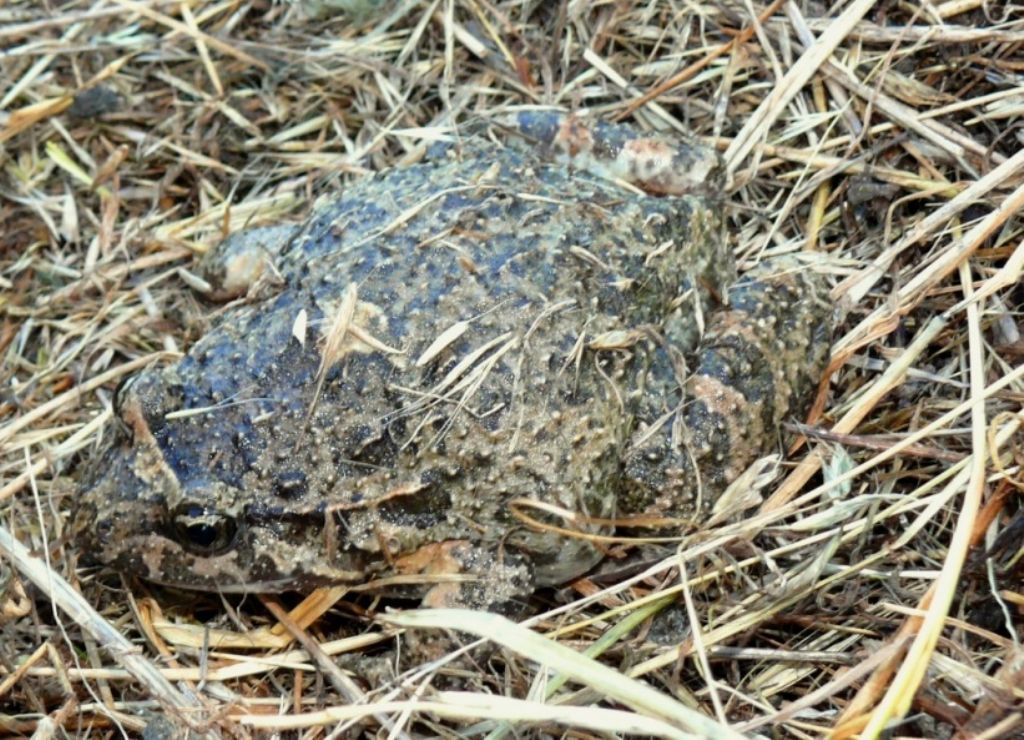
[256,114,728,581]
[76,113,731,593]
[276,116,727,330]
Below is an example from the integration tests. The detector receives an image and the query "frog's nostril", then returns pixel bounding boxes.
[95,517,112,542]
[110,373,185,437]
[272,470,307,499]
[170,502,239,555]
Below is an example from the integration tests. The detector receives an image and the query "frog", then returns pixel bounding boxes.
[74,112,832,611]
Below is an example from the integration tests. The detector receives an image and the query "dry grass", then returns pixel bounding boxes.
[2,0,1023,736]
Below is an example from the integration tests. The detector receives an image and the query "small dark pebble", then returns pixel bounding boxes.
[68,86,122,119]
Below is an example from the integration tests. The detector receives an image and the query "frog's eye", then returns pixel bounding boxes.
[171,503,238,555]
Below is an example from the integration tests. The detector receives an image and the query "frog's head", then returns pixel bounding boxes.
[74,360,391,592]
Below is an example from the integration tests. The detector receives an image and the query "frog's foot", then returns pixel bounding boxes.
[392,541,535,664]
[623,256,833,518]
[193,224,298,300]
[394,540,535,614]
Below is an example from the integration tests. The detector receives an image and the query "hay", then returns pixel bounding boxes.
[1,0,1022,736]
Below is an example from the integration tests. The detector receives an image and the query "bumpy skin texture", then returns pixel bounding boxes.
[75,113,831,603]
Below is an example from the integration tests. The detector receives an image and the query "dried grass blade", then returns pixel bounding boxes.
[110,0,268,70]
[858,262,990,735]
[385,609,745,739]
[0,524,208,728]
[725,0,876,174]
[764,316,945,511]
[0,353,172,448]
[835,161,1024,354]
[307,283,358,419]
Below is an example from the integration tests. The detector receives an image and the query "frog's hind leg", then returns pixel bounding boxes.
[623,257,833,519]
[506,110,724,196]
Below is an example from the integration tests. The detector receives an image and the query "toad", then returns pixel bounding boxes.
[75,112,832,610]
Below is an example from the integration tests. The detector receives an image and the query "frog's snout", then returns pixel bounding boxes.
[70,498,102,565]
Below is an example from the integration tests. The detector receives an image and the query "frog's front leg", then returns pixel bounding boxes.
[191,223,299,300]
[388,540,537,661]
[394,540,535,614]
[622,258,833,519]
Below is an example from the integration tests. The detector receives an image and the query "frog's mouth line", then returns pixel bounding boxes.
[143,575,357,594]
[142,549,368,593]
[121,529,368,593]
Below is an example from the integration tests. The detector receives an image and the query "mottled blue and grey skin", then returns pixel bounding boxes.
[75,112,831,607]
